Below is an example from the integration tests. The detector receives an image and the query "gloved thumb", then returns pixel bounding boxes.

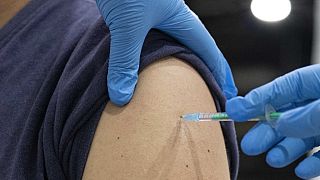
[107,27,148,106]
[225,79,281,121]
[226,96,265,121]
[276,99,320,138]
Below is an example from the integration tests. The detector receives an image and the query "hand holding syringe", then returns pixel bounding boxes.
[224,65,320,179]
[181,104,281,128]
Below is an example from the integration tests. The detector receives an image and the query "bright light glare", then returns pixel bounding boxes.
[251,0,291,22]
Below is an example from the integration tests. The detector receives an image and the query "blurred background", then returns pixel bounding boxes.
[184,0,317,179]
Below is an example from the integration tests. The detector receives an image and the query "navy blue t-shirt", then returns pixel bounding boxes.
[0,0,238,179]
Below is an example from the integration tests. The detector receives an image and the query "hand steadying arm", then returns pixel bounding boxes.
[96,0,237,105]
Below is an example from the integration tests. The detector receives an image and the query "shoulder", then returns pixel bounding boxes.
[83,57,230,180]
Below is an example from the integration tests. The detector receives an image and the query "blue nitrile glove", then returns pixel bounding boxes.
[226,64,320,179]
[96,0,237,106]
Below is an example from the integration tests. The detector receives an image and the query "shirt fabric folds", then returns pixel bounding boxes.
[0,0,238,179]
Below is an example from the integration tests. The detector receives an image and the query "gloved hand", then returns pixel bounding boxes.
[226,64,320,179]
[96,0,237,106]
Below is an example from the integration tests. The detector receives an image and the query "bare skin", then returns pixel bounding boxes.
[83,57,229,180]
[0,0,29,28]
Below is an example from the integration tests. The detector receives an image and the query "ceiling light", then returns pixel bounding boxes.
[251,0,291,22]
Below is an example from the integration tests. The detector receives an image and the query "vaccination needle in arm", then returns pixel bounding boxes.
[181,104,282,128]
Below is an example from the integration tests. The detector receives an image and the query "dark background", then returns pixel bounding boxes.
[184,0,315,179]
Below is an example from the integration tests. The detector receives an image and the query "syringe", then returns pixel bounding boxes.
[181,104,282,128]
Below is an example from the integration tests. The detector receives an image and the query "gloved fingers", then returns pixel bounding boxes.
[96,0,150,106]
[241,122,283,156]
[276,99,320,138]
[265,137,314,168]
[295,151,320,179]
[107,27,148,106]
[155,5,237,99]
[277,99,316,112]
[226,65,320,121]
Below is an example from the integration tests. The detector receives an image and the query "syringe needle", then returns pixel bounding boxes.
[181,104,281,128]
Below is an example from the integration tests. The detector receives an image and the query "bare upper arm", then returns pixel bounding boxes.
[82,57,230,180]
